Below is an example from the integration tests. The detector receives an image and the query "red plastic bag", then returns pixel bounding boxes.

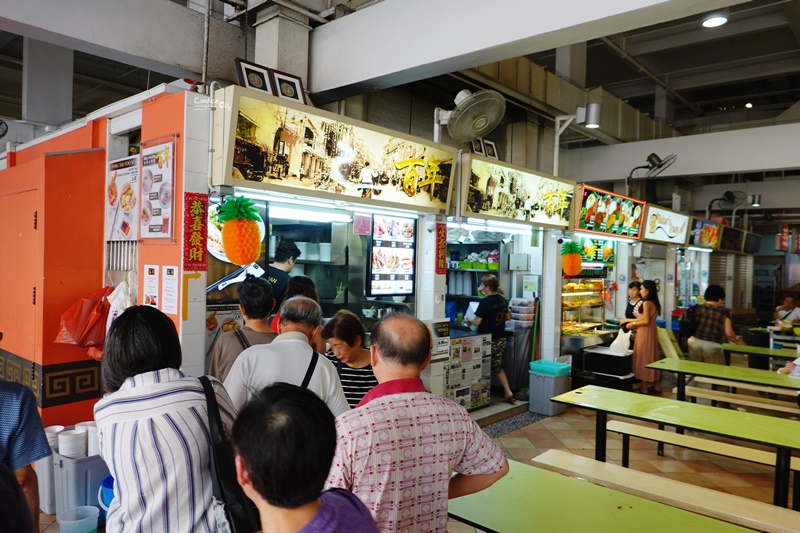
[54,286,114,348]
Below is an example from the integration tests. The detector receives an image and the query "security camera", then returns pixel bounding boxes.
[426,223,435,233]
[557,238,564,244]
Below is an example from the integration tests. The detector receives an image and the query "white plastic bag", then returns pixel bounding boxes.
[106,280,134,334]
[608,328,632,355]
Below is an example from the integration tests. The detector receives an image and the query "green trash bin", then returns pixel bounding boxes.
[528,360,570,416]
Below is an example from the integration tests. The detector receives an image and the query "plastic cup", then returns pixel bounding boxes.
[57,505,99,533]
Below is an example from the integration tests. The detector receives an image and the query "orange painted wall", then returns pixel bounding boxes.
[12,124,98,166]
[138,92,187,331]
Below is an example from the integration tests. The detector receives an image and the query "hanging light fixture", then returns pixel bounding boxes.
[702,10,728,28]
[749,194,762,207]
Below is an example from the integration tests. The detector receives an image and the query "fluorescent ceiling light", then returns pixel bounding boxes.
[460,223,531,235]
[702,11,728,28]
[686,246,713,253]
[573,232,635,244]
[269,205,352,223]
[581,262,605,269]
[348,206,418,219]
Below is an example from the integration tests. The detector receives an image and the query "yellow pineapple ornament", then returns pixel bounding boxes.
[218,197,262,266]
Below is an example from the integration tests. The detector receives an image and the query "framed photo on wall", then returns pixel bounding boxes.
[234,58,275,95]
[483,139,498,159]
[471,138,485,156]
[271,69,308,105]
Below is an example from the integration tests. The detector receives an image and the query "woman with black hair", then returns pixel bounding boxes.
[94,306,236,533]
[625,280,662,394]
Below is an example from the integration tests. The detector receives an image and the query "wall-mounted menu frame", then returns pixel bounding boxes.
[460,154,575,229]
[742,231,762,255]
[642,205,690,245]
[367,214,416,297]
[687,217,721,249]
[578,236,616,264]
[211,85,456,215]
[719,226,746,254]
[574,185,645,239]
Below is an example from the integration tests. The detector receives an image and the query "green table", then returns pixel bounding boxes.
[648,358,800,401]
[722,343,797,366]
[448,460,752,532]
[551,385,800,508]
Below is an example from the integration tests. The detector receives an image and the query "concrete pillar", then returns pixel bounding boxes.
[507,113,541,171]
[654,86,674,125]
[22,38,73,125]
[664,246,677,321]
[253,5,311,85]
[416,214,446,320]
[540,229,563,361]
[555,43,587,89]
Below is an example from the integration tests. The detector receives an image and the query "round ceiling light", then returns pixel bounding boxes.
[702,11,728,28]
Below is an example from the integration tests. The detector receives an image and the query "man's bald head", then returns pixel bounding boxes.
[371,313,431,368]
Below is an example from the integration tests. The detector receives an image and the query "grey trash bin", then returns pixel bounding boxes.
[528,360,570,416]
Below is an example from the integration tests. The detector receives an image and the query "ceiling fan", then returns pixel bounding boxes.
[0,118,8,141]
[625,152,677,196]
[433,89,506,144]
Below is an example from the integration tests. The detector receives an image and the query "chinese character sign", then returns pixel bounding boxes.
[184,193,209,271]
[435,222,447,275]
[227,95,454,210]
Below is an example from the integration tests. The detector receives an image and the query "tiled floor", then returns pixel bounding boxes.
[40,359,795,532]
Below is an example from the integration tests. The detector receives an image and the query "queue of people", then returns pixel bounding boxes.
[78,287,507,533]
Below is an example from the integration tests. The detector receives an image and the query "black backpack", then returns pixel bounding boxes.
[678,305,698,337]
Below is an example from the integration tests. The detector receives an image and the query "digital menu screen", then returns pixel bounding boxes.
[687,218,721,249]
[367,215,416,296]
[719,226,745,253]
[578,237,615,264]
[575,185,645,239]
[743,232,762,255]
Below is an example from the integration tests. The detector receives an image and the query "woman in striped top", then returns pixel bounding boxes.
[94,306,237,533]
[321,310,378,408]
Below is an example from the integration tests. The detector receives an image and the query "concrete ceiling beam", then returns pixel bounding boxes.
[669,51,800,90]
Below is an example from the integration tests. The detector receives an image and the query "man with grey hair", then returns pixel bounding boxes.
[224,296,349,416]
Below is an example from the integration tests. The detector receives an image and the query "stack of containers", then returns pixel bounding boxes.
[508,298,535,330]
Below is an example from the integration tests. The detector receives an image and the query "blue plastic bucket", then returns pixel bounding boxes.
[97,475,114,519]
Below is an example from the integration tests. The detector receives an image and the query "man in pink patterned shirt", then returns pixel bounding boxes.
[325,313,508,533]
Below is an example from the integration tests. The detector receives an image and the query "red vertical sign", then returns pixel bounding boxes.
[183,192,209,271]
[779,224,790,252]
[435,222,447,275]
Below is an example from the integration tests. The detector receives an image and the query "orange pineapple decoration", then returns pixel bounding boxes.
[561,241,583,277]
[218,197,262,266]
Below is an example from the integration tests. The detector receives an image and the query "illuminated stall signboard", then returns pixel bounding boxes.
[642,205,690,245]
[719,226,745,254]
[578,237,616,264]
[687,217,721,249]
[743,232,762,255]
[575,185,645,239]
[461,155,575,228]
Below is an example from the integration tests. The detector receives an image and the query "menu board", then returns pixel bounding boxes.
[719,226,745,253]
[140,141,175,239]
[578,237,615,264]
[743,232,762,255]
[575,185,645,238]
[367,215,416,296]
[687,218,721,249]
[642,205,689,244]
[105,156,140,241]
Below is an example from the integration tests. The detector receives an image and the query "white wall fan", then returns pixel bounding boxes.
[433,89,506,144]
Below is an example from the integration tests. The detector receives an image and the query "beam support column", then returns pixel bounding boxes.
[253,5,311,85]
[22,38,73,125]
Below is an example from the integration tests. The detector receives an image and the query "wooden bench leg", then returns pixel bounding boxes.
[621,434,630,467]
[657,423,665,456]
[774,448,791,508]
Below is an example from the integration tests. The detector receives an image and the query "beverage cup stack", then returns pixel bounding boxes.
[76,421,100,456]
[44,425,65,453]
[58,429,88,459]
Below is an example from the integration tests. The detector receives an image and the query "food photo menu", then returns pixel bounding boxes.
[140,141,175,239]
[368,215,416,296]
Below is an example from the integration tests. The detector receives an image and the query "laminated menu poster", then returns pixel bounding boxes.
[579,237,615,264]
[368,215,416,296]
[575,185,645,238]
[105,156,140,241]
[140,141,175,239]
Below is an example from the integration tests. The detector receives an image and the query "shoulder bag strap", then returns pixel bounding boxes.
[233,329,251,350]
[301,352,319,389]
[198,376,224,446]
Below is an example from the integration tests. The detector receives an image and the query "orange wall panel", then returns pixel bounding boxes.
[13,125,97,166]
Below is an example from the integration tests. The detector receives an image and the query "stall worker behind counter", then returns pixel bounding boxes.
[267,239,301,308]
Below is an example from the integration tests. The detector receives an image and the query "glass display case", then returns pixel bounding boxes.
[561,278,605,327]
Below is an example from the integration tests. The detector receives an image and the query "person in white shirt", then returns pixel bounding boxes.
[359,162,377,198]
[94,306,237,533]
[224,296,349,416]
[774,296,800,322]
